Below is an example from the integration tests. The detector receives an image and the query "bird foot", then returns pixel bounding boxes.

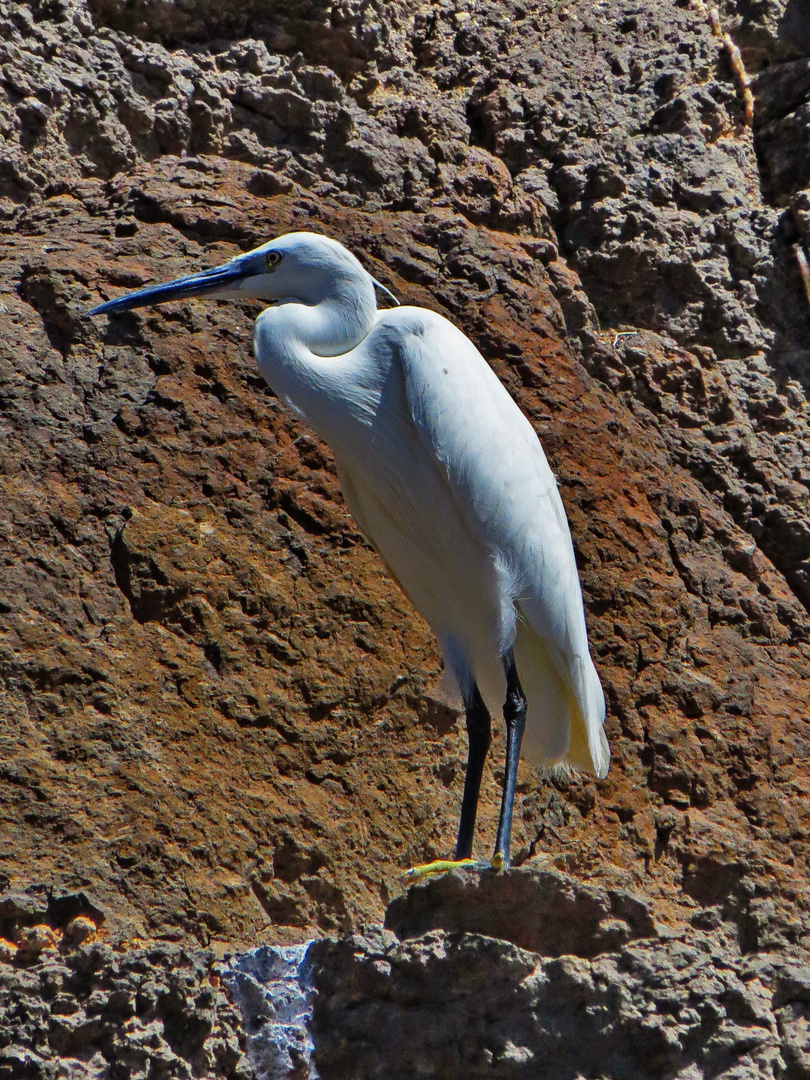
[402,858,482,882]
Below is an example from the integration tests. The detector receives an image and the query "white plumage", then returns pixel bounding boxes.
[90,230,609,868]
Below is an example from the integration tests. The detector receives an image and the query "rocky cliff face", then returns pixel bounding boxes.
[1,0,809,1075]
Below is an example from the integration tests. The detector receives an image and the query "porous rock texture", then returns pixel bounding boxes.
[1,0,810,1074]
[0,919,251,1080]
[309,866,810,1079]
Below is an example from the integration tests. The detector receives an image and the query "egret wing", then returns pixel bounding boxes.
[388,309,608,776]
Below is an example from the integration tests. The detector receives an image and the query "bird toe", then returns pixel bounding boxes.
[402,857,482,881]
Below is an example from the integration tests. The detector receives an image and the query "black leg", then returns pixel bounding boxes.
[454,683,491,860]
[493,649,527,867]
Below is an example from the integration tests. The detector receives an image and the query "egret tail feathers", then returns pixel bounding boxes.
[567,656,610,778]
[513,619,609,778]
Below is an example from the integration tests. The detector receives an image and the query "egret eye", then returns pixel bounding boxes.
[265,251,283,270]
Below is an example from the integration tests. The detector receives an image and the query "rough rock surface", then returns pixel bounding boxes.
[4,870,810,1078]
[225,944,315,1080]
[1,0,810,1073]
[310,868,810,1080]
[0,898,251,1079]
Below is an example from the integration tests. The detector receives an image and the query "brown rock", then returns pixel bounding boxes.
[65,915,98,944]
[308,868,800,1080]
[16,923,59,959]
[385,865,658,957]
[0,0,808,977]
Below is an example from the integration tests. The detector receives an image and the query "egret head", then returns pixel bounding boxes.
[87,231,397,317]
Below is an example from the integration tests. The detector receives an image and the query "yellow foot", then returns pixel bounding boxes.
[490,850,507,871]
[402,858,480,882]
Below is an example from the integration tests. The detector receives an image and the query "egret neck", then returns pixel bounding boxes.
[253,274,377,426]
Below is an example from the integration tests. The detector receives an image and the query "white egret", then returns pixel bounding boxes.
[88,231,609,872]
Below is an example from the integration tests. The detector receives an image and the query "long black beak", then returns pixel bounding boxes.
[87,260,250,317]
